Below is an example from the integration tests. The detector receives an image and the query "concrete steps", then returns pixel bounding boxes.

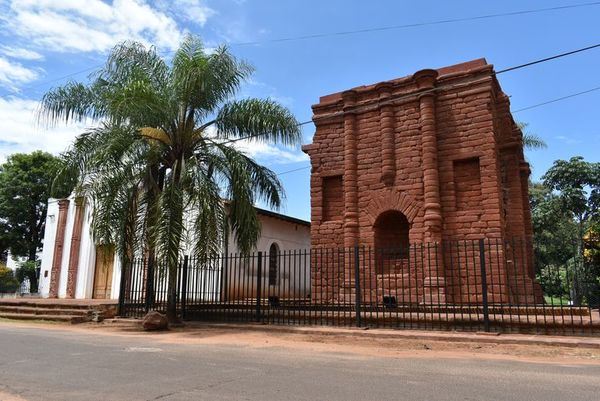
[0,305,92,316]
[0,312,90,324]
[0,299,117,324]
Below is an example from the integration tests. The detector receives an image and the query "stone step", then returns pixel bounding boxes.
[0,300,115,310]
[0,312,90,324]
[0,305,92,316]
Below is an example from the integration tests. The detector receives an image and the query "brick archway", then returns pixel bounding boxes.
[365,189,419,226]
[373,210,410,274]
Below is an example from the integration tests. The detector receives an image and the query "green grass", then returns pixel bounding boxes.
[544,295,571,305]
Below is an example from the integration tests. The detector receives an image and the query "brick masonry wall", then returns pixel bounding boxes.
[303,58,540,304]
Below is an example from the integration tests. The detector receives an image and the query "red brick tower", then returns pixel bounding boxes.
[303,59,539,305]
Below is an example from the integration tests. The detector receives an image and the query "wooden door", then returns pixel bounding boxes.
[93,245,114,299]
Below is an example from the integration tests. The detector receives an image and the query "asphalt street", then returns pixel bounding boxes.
[0,324,599,401]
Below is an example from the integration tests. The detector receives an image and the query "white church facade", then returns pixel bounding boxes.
[38,195,311,300]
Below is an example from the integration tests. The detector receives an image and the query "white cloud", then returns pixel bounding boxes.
[555,135,582,145]
[0,57,40,90]
[0,97,85,163]
[203,125,307,165]
[233,139,308,165]
[0,46,44,61]
[172,0,216,26]
[2,0,214,54]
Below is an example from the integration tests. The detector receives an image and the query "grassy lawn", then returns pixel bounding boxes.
[544,295,571,305]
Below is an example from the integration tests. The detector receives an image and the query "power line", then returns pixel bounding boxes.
[513,85,600,113]
[235,1,600,46]
[6,1,600,95]
[275,165,310,176]
[62,42,599,152]
[272,83,600,177]
[496,43,600,74]
[288,42,600,129]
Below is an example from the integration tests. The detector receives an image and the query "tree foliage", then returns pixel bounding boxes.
[542,156,600,229]
[0,152,67,261]
[15,260,39,293]
[39,36,301,321]
[532,156,600,305]
[0,265,19,293]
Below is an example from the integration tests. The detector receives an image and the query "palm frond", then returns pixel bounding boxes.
[172,35,253,115]
[523,133,548,150]
[215,98,301,145]
[37,82,100,126]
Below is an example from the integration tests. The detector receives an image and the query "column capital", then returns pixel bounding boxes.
[341,89,358,112]
[413,68,438,90]
[375,82,394,99]
[57,198,70,210]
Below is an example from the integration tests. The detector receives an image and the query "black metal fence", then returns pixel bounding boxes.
[119,238,600,336]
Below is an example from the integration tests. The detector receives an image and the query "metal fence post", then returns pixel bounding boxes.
[354,246,362,327]
[181,255,189,320]
[256,251,263,322]
[221,253,229,302]
[145,254,155,313]
[479,239,490,332]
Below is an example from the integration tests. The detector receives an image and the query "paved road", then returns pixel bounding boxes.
[0,324,599,401]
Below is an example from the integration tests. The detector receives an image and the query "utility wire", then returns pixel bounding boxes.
[273,83,600,177]
[496,43,600,74]
[512,86,600,113]
[222,42,600,146]
[236,1,600,46]
[262,53,600,174]
[6,1,600,94]
[275,165,311,176]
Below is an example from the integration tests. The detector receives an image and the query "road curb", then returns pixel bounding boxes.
[177,321,600,349]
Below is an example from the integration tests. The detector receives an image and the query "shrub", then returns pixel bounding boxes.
[0,265,19,293]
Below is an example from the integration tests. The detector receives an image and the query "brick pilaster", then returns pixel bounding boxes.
[66,197,85,298]
[415,69,442,243]
[377,83,396,186]
[342,90,359,249]
[415,69,445,303]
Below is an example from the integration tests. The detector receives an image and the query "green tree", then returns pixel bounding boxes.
[0,265,19,293]
[541,156,600,304]
[39,36,301,322]
[15,260,40,293]
[0,152,66,261]
[529,182,578,300]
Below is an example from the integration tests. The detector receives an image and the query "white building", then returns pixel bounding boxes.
[38,195,310,300]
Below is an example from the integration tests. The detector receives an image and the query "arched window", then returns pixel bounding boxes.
[374,210,410,274]
[268,242,279,286]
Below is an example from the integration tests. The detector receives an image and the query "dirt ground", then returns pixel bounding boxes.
[2,318,600,365]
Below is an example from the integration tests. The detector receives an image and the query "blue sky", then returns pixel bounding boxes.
[0,0,599,221]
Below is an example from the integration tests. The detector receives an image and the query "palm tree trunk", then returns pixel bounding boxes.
[166,258,179,323]
[165,163,184,324]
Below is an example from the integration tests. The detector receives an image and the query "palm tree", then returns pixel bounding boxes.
[39,36,301,321]
[517,122,547,150]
